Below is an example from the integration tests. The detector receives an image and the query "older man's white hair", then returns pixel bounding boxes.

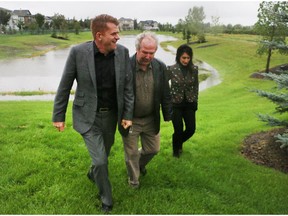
[135,31,159,51]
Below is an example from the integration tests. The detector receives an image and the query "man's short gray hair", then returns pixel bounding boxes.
[135,31,159,50]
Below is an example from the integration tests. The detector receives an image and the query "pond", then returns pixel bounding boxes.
[0,35,221,101]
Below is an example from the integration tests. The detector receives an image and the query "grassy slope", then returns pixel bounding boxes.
[0,32,92,59]
[0,33,288,214]
[0,31,143,60]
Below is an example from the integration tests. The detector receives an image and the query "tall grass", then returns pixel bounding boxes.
[0,33,288,214]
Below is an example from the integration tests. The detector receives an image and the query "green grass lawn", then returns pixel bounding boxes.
[0,33,288,214]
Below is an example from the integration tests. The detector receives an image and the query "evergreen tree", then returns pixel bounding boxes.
[253,66,288,149]
[254,4,288,150]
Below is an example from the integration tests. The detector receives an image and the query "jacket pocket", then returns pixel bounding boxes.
[73,98,84,107]
[76,91,85,97]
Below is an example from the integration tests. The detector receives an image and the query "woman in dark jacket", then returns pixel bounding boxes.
[167,44,199,158]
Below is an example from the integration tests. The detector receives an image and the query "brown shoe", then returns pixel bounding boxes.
[129,182,140,189]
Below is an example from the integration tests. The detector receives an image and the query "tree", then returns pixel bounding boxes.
[253,5,288,149]
[253,65,288,150]
[159,22,173,31]
[175,18,185,33]
[224,24,233,34]
[51,13,68,39]
[16,20,25,32]
[254,1,288,73]
[210,16,223,35]
[27,21,38,34]
[0,9,11,33]
[79,18,90,30]
[185,6,206,43]
[34,13,45,32]
[73,19,81,35]
[182,29,191,44]
[133,19,138,30]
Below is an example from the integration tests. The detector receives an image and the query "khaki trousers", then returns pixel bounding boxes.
[122,115,160,185]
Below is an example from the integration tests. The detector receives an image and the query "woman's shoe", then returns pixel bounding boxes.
[173,151,180,158]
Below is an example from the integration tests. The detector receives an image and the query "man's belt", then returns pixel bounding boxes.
[97,107,111,112]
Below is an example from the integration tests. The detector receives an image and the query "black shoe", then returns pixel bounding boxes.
[140,166,147,176]
[101,203,113,213]
[173,151,180,158]
[87,169,94,183]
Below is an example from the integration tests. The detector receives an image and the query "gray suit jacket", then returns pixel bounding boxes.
[52,41,134,135]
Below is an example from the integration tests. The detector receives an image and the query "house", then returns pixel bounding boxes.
[8,9,33,30]
[138,20,159,31]
[118,17,134,31]
[44,16,53,26]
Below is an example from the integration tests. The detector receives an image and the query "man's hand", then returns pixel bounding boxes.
[53,122,65,132]
[121,119,132,129]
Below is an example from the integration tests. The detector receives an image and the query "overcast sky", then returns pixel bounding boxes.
[1,0,262,26]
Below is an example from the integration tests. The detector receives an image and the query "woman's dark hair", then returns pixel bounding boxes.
[175,44,193,67]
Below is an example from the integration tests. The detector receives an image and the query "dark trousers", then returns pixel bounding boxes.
[81,110,117,206]
[172,106,196,153]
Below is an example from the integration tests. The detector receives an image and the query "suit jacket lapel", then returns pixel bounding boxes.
[151,59,159,90]
[87,42,97,91]
[114,47,120,92]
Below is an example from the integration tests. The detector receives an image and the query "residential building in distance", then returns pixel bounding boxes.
[139,20,159,31]
[9,9,33,30]
[118,17,134,31]
[1,7,161,32]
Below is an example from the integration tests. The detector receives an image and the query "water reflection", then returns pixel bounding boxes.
[0,48,69,92]
[198,61,221,91]
[0,35,220,101]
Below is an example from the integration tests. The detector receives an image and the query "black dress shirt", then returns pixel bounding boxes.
[93,42,117,110]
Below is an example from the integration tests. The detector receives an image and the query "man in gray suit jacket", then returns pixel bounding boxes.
[52,14,134,213]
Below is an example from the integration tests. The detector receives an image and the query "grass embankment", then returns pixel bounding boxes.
[1,33,288,214]
[0,31,144,60]
[0,32,93,60]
